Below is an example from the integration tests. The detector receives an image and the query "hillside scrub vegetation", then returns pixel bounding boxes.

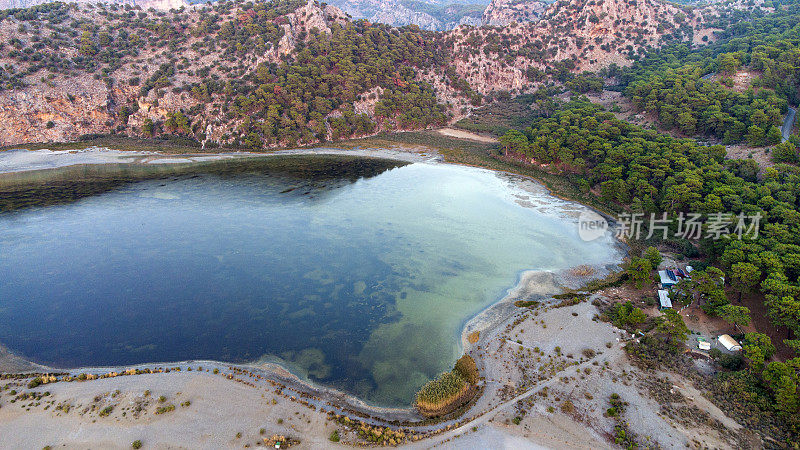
[618,1,800,145]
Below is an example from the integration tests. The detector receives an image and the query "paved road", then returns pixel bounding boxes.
[783,106,797,142]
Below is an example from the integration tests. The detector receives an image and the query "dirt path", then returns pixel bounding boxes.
[406,356,603,448]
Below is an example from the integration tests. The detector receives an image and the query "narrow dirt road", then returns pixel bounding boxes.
[783,106,796,142]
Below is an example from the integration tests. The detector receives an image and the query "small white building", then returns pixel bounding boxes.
[657,289,672,309]
[698,337,711,351]
[718,334,742,351]
[658,270,677,288]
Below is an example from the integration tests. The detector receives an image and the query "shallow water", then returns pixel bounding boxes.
[0,155,621,406]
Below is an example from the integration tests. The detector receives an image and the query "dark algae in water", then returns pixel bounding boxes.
[0,155,406,212]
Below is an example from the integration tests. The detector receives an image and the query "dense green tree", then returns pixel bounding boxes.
[627,257,653,289]
[744,332,776,373]
[719,304,751,329]
[643,246,662,268]
[730,262,762,302]
[654,309,689,347]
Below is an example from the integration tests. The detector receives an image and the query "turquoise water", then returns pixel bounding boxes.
[0,156,621,405]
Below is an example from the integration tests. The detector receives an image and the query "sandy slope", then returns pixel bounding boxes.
[436,127,499,143]
[0,371,340,449]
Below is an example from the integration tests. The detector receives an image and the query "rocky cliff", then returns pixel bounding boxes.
[0,0,355,146]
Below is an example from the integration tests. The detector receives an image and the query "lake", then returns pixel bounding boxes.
[0,154,621,406]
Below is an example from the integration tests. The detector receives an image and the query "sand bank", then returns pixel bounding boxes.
[0,146,439,175]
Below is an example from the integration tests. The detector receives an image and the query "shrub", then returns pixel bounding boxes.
[514,300,540,308]
[710,348,744,370]
[132,441,142,449]
[329,430,340,442]
[155,404,175,414]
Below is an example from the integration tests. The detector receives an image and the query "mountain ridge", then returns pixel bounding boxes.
[0,0,758,148]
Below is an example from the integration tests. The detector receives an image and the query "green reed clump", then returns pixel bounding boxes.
[454,355,479,384]
[415,371,467,409]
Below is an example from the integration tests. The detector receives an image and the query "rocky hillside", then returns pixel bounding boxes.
[0,0,188,11]
[481,0,546,26]
[2,0,489,29]
[441,0,714,97]
[0,0,753,148]
[327,0,485,30]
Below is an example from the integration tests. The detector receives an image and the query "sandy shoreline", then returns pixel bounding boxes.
[0,263,626,449]
[1,276,746,449]
[0,265,621,419]
[0,145,441,175]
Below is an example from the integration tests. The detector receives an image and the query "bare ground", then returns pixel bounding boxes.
[436,127,499,143]
[726,144,773,172]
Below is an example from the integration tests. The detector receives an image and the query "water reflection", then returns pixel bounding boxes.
[0,155,621,406]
